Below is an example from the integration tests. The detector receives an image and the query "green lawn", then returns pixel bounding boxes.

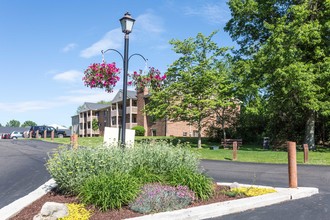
[43,137,330,166]
[193,145,330,165]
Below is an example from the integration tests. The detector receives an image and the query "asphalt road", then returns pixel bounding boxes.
[0,139,60,208]
[1,141,329,220]
[200,160,330,220]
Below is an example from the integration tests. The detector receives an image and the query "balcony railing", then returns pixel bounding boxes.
[110,123,137,129]
[87,115,98,122]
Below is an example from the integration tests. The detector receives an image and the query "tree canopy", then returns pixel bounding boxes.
[145,31,235,148]
[226,0,330,146]
[21,120,37,127]
[6,119,20,127]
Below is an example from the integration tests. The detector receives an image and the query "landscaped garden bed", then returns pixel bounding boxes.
[10,140,276,219]
[11,185,247,220]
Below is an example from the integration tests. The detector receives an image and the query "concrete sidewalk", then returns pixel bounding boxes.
[0,180,319,220]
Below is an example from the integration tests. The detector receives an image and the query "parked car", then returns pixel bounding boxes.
[1,133,11,139]
[10,131,23,139]
[29,126,67,138]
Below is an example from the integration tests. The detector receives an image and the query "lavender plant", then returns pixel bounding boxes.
[129,183,195,214]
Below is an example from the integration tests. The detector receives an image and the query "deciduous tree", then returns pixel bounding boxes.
[21,120,37,127]
[146,32,235,148]
[6,119,20,127]
[226,0,330,147]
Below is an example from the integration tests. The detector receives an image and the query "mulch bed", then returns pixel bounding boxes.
[11,185,244,220]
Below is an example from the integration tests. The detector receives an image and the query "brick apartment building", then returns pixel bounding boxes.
[72,89,234,137]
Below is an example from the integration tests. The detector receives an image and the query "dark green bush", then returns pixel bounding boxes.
[167,166,214,200]
[79,172,141,211]
[132,125,145,136]
[130,166,166,184]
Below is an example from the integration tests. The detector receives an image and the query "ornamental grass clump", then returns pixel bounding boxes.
[79,172,141,211]
[129,140,200,175]
[46,140,208,205]
[167,166,215,200]
[129,183,195,214]
[46,145,128,194]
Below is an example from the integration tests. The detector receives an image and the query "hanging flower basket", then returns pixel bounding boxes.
[83,62,120,93]
[130,67,166,92]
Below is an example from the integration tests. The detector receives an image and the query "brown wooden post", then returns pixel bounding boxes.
[70,135,73,147]
[233,141,238,161]
[73,134,78,150]
[303,144,309,163]
[287,141,298,188]
[36,130,39,138]
[51,130,54,141]
[43,130,47,139]
[29,131,33,139]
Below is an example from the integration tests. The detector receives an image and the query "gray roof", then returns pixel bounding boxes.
[80,102,111,112]
[0,127,29,134]
[111,89,137,103]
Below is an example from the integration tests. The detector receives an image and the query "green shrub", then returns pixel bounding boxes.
[129,166,166,184]
[79,172,141,211]
[46,141,200,194]
[132,125,145,136]
[130,140,200,175]
[46,146,130,194]
[129,183,195,214]
[167,166,214,200]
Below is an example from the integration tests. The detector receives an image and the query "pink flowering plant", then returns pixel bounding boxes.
[130,67,166,91]
[83,63,165,93]
[83,62,120,93]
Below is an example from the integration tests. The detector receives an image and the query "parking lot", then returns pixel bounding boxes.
[0,140,59,208]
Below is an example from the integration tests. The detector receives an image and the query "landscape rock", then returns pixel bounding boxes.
[33,202,68,220]
[230,182,240,189]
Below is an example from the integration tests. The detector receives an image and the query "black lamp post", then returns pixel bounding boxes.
[119,12,135,146]
[102,12,147,147]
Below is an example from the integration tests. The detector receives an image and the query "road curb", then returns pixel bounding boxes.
[0,179,56,220]
[126,183,319,220]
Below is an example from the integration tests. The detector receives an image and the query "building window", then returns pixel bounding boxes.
[112,117,116,125]
[132,116,137,123]
[183,132,188,137]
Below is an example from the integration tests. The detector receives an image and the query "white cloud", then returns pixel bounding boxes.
[184,3,230,24]
[0,89,118,114]
[80,12,166,59]
[53,70,83,83]
[80,28,122,58]
[56,89,118,104]
[135,12,165,34]
[61,43,77,52]
[0,101,58,113]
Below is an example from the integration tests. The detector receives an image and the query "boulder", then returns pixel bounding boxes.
[230,182,240,189]
[33,202,68,220]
